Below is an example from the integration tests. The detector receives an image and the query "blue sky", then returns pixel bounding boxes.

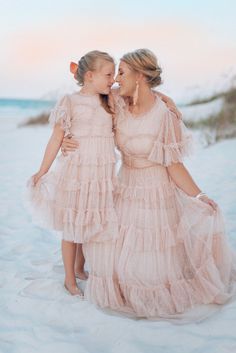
[1,0,236,99]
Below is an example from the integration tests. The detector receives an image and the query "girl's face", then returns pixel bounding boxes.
[115,61,138,97]
[89,60,115,95]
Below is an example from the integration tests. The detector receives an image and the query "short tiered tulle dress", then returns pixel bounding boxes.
[28,92,119,244]
[84,91,236,320]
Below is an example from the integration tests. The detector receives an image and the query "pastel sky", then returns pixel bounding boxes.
[1,0,236,100]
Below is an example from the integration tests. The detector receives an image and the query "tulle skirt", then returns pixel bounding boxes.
[84,164,236,320]
[27,136,119,243]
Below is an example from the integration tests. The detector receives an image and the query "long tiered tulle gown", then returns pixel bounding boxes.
[28,92,119,244]
[84,91,236,320]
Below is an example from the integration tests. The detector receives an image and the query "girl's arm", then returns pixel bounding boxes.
[167,162,218,210]
[32,124,64,185]
[156,91,182,120]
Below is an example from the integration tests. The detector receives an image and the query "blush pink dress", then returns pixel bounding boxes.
[28,92,119,243]
[84,91,236,320]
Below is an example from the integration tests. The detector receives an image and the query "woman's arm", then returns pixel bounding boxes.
[61,134,79,155]
[167,162,217,210]
[60,91,181,154]
[32,124,65,185]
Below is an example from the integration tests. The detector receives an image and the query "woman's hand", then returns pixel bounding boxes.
[31,171,45,186]
[198,194,218,211]
[61,134,79,156]
[167,163,218,212]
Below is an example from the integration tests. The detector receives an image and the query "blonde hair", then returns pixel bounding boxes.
[75,50,115,114]
[121,49,162,88]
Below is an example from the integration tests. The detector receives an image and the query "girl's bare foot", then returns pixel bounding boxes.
[75,270,89,281]
[64,282,84,297]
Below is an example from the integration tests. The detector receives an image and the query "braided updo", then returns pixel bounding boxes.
[75,50,114,86]
[121,49,162,88]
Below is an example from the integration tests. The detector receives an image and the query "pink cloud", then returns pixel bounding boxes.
[2,16,235,97]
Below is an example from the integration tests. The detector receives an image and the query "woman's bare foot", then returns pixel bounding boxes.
[75,270,89,281]
[64,282,84,297]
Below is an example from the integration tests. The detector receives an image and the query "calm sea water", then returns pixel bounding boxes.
[0,98,55,131]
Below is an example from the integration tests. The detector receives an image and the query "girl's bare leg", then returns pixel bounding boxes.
[61,240,83,296]
[74,244,89,280]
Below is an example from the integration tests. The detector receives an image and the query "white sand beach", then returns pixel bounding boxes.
[0,114,236,353]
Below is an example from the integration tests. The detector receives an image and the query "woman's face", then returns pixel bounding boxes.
[115,61,138,97]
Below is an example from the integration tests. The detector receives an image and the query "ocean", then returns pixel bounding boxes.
[0,98,55,132]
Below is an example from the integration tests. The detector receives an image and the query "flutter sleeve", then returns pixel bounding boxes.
[48,95,72,136]
[148,106,193,167]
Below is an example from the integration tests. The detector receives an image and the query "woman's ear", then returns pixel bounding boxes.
[137,72,144,83]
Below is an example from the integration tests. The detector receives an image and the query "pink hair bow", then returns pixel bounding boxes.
[70,62,78,78]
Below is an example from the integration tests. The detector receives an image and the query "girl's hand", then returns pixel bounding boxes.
[164,97,182,120]
[31,171,45,186]
[198,194,218,211]
[156,92,182,120]
[61,134,79,156]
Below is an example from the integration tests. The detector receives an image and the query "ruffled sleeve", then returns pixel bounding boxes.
[148,106,192,167]
[48,95,72,136]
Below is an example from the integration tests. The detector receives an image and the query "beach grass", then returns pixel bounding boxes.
[185,87,236,144]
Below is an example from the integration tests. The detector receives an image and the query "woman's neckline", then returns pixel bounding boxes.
[126,93,159,119]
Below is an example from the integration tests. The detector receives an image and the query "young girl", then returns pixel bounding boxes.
[28,50,119,297]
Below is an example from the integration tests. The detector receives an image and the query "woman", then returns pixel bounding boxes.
[63,49,236,320]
